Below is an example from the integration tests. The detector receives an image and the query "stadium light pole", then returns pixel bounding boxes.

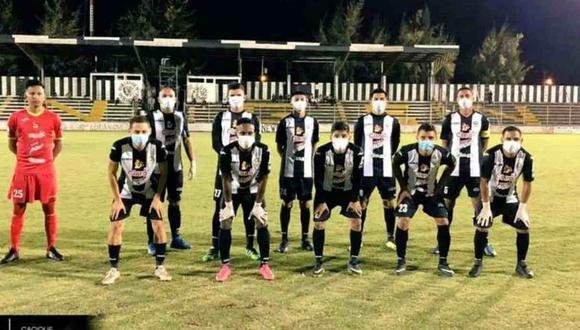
[89,0,94,36]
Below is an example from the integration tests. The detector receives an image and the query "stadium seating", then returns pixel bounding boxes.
[0,96,135,122]
[3,95,580,126]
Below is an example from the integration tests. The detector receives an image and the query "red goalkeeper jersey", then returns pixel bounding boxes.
[7,109,62,175]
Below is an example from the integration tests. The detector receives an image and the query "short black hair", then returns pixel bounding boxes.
[236,117,253,126]
[370,88,388,98]
[26,79,44,89]
[291,90,307,97]
[417,123,437,134]
[228,82,244,91]
[331,121,350,133]
[129,115,150,127]
[502,125,522,136]
[457,86,472,94]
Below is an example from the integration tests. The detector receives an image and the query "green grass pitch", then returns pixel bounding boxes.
[0,132,579,329]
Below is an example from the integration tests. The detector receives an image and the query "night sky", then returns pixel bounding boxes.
[11,0,580,84]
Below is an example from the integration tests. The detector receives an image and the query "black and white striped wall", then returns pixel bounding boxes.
[234,81,580,103]
[0,76,89,98]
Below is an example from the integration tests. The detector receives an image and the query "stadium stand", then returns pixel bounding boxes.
[0,96,134,122]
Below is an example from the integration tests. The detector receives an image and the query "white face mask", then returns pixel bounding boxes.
[237,135,255,149]
[229,96,244,109]
[131,133,149,149]
[332,137,349,153]
[292,100,307,113]
[502,140,522,155]
[458,98,473,110]
[159,97,176,113]
[371,100,386,115]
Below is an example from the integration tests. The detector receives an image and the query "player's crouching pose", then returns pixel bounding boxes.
[470,126,535,278]
[311,121,364,277]
[216,117,273,282]
[393,124,456,276]
[102,116,171,285]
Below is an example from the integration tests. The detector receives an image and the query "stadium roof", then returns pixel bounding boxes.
[0,35,459,64]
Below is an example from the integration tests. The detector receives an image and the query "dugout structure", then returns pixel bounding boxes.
[0,35,458,101]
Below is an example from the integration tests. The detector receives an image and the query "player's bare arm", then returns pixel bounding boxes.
[183,136,197,180]
[150,161,168,215]
[53,139,62,159]
[221,171,233,203]
[256,174,268,204]
[107,160,125,220]
[8,138,17,155]
[393,162,410,203]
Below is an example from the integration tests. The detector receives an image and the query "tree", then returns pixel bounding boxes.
[38,0,91,76]
[118,0,158,39]
[118,0,195,39]
[472,24,532,84]
[40,0,80,36]
[0,0,19,74]
[0,0,18,34]
[318,0,376,82]
[117,0,198,87]
[397,6,457,83]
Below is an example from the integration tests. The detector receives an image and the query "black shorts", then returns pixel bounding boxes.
[361,176,396,201]
[443,175,481,199]
[220,192,259,221]
[395,195,448,219]
[472,198,527,230]
[314,191,360,222]
[279,177,313,202]
[155,168,184,203]
[110,195,163,222]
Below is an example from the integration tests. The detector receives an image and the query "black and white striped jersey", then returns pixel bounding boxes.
[354,113,401,178]
[393,143,456,197]
[481,145,534,203]
[219,142,271,195]
[147,109,188,172]
[211,110,261,154]
[275,114,319,178]
[109,137,167,200]
[314,142,364,202]
[441,111,490,177]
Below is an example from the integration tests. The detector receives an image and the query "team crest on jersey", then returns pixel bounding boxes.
[238,160,253,183]
[134,159,145,170]
[293,126,306,152]
[371,124,385,148]
[333,164,347,183]
[461,123,471,132]
[295,126,304,136]
[419,164,430,172]
[166,121,174,129]
[502,165,513,175]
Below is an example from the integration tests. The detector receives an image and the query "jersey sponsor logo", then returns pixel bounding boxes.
[333,164,347,183]
[28,132,46,139]
[29,142,44,154]
[128,169,148,178]
[292,126,306,152]
[238,160,254,183]
[370,124,385,149]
